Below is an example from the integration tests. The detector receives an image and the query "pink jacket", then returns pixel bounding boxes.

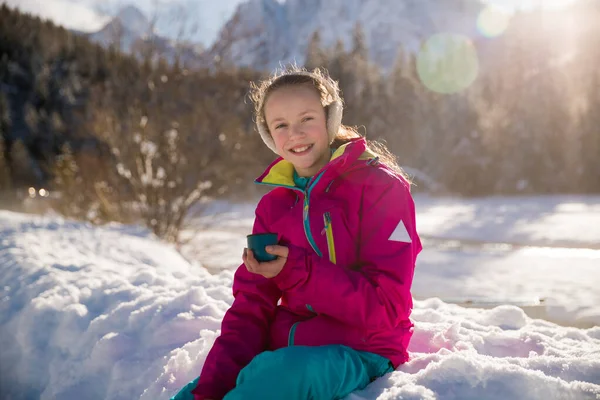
[192,138,422,400]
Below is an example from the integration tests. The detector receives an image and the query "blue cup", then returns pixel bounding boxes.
[247,233,279,262]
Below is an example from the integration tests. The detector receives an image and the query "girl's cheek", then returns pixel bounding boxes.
[274,132,289,146]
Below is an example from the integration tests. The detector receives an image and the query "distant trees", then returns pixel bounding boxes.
[302,4,600,195]
[0,4,267,242]
[305,31,327,71]
[0,2,112,189]
[0,93,10,190]
[0,139,9,191]
[577,58,600,193]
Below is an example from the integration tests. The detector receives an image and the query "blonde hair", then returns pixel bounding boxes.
[249,66,410,182]
[250,67,341,121]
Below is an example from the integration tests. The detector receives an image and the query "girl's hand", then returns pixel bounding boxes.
[243,245,289,278]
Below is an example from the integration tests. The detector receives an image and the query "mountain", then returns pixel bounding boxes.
[88,5,152,51]
[85,5,205,65]
[208,0,485,71]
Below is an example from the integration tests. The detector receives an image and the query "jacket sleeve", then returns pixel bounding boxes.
[192,202,281,400]
[271,173,421,331]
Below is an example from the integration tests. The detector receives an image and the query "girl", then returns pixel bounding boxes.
[173,66,422,400]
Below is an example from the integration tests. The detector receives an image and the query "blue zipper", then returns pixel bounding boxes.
[255,171,325,257]
[288,322,300,346]
[302,171,325,257]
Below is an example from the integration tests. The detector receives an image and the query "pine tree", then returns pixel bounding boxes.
[9,139,39,187]
[0,92,9,132]
[351,22,368,62]
[578,54,600,192]
[305,30,327,69]
[385,51,420,165]
[0,136,9,190]
[0,93,11,189]
[326,39,346,82]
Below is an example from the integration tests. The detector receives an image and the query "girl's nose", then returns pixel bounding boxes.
[290,124,306,138]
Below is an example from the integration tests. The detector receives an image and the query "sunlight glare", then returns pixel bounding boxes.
[477,4,512,38]
[483,0,577,13]
[417,33,479,94]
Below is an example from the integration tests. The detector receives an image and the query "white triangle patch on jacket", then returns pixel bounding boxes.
[388,220,412,243]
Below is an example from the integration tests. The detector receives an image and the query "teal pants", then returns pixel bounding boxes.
[171,345,394,400]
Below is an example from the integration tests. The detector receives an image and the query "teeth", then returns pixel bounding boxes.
[292,145,310,153]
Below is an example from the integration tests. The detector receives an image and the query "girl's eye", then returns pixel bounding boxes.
[302,117,313,122]
[275,123,287,130]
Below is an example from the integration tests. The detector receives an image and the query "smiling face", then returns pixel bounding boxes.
[264,84,331,177]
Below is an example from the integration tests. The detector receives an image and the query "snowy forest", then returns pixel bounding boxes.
[1,2,599,242]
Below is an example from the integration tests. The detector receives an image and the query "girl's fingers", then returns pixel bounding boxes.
[244,248,260,273]
[242,248,253,272]
[265,245,289,258]
[246,261,256,273]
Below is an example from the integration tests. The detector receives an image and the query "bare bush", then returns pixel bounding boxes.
[109,110,217,243]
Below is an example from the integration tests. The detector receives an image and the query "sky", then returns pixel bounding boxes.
[1,194,599,398]
[2,0,582,47]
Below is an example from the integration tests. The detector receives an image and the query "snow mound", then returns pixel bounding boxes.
[1,210,599,399]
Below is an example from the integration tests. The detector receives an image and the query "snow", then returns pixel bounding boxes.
[185,195,600,328]
[415,194,600,248]
[1,194,600,399]
[413,195,600,328]
[0,211,226,399]
[353,298,600,400]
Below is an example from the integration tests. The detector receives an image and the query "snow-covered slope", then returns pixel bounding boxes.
[0,211,223,399]
[85,4,205,63]
[115,5,151,37]
[1,194,600,399]
[88,5,158,52]
[209,0,484,71]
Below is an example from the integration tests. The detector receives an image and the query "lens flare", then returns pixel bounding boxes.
[484,0,577,12]
[477,5,512,38]
[416,33,479,94]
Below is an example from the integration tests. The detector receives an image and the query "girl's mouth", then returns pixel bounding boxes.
[290,144,313,155]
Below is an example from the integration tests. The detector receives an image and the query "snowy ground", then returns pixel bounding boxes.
[186,194,600,328]
[1,194,600,399]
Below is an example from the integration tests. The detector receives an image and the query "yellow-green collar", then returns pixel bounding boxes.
[256,140,376,188]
